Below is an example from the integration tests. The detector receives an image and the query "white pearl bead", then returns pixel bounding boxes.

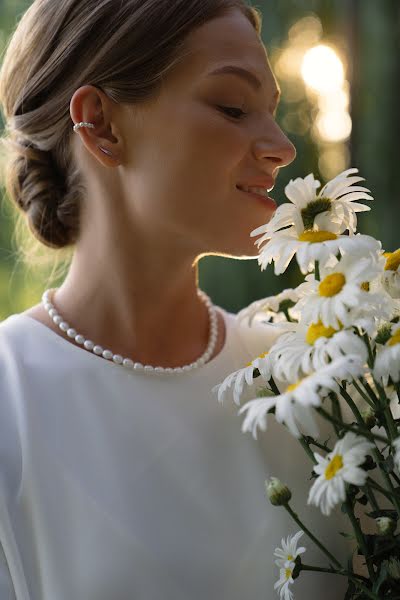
[42,288,219,375]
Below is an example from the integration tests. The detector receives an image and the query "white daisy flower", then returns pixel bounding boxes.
[274,566,296,600]
[382,248,400,299]
[269,320,368,383]
[212,351,274,406]
[274,531,306,600]
[238,355,366,439]
[373,322,400,386]
[393,436,400,475]
[252,225,381,276]
[274,530,306,569]
[254,168,373,238]
[292,252,389,329]
[237,287,301,326]
[307,431,375,516]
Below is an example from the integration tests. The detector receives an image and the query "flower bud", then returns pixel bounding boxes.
[265,477,292,506]
[383,557,400,580]
[361,406,377,429]
[375,323,393,345]
[375,516,397,536]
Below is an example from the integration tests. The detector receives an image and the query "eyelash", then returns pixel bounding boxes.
[218,105,247,120]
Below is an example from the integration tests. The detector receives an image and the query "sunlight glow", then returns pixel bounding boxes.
[301,45,344,93]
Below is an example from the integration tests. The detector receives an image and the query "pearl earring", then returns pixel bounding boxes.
[73,121,95,133]
[73,121,114,158]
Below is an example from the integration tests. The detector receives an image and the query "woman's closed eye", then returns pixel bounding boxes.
[217,105,247,120]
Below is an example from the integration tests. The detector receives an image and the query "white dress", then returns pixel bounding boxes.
[0,308,350,600]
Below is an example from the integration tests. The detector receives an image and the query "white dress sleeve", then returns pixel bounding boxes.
[0,541,16,599]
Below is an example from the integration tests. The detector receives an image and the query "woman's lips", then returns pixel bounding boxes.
[237,186,277,210]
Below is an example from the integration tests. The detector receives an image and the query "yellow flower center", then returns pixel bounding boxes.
[325,454,343,479]
[298,230,338,243]
[285,567,292,580]
[246,351,269,367]
[287,554,294,561]
[306,320,339,345]
[388,329,400,347]
[384,249,400,271]
[319,272,346,297]
[361,281,370,292]
[286,377,307,393]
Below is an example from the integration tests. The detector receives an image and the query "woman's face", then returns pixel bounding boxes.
[121,8,296,259]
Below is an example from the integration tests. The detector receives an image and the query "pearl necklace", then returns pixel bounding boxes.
[41,288,219,375]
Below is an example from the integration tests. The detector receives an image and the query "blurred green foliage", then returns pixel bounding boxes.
[0,0,398,317]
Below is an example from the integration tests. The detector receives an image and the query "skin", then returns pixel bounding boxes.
[24,8,296,368]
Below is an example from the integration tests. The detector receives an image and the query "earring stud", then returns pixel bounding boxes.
[73,121,95,133]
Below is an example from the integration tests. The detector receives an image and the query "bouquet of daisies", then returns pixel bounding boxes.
[212,168,400,599]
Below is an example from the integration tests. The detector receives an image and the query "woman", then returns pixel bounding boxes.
[0,1,350,598]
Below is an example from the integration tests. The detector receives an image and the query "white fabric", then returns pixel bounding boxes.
[0,308,351,600]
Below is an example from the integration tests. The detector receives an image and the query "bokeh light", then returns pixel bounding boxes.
[301,45,345,93]
[318,146,350,180]
[315,110,352,142]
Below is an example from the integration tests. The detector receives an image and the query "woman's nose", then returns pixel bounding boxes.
[253,123,297,168]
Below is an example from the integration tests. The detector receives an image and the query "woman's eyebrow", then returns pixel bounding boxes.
[207,65,262,90]
[206,65,281,102]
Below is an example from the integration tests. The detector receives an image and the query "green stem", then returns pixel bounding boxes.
[363,333,375,369]
[339,385,368,429]
[298,436,317,464]
[362,482,380,512]
[366,476,394,501]
[342,497,376,582]
[315,260,320,281]
[371,448,400,517]
[352,379,376,409]
[359,377,381,406]
[374,380,398,442]
[299,565,378,599]
[268,375,280,396]
[330,392,343,434]
[316,407,389,444]
[283,503,343,569]
[396,383,400,404]
[305,436,332,453]
[300,563,367,580]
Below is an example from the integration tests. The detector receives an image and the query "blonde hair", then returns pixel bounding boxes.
[0,0,261,275]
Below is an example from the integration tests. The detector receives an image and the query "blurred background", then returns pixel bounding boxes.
[0,0,399,319]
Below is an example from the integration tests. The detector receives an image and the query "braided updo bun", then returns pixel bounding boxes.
[3,132,81,248]
[0,0,261,251]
